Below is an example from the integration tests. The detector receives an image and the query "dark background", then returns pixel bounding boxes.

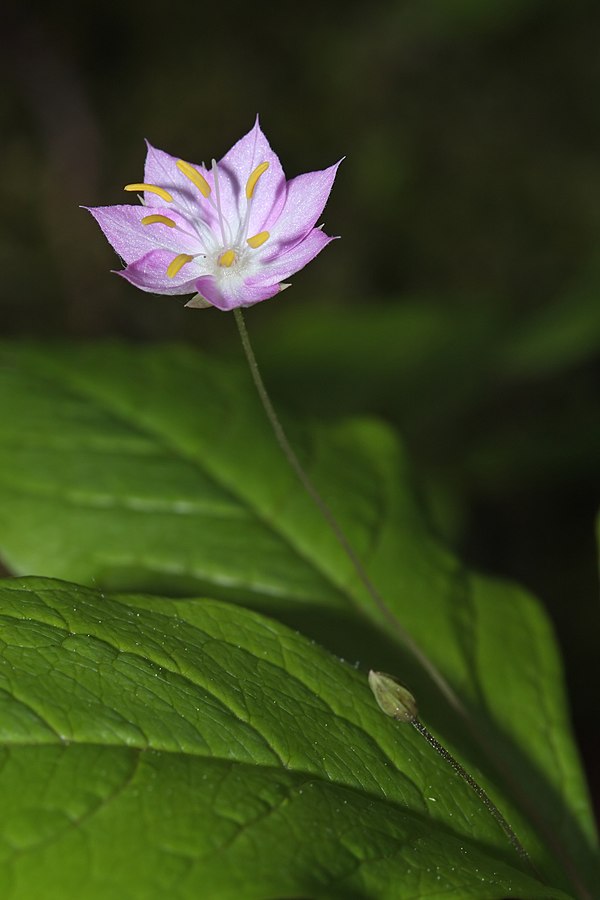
[2,0,599,814]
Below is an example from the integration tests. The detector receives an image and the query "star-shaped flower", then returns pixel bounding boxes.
[87,118,340,311]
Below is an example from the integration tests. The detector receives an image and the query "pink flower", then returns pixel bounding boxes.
[87,118,340,311]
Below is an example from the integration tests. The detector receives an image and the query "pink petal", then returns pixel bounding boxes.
[251,227,336,286]
[194,274,283,311]
[216,116,287,236]
[143,142,219,232]
[264,161,341,259]
[119,249,205,295]
[86,205,200,264]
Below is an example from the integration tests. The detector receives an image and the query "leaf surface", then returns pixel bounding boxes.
[0,342,597,897]
[0,577,574,900]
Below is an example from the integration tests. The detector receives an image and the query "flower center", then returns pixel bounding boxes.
[127,158,273,280]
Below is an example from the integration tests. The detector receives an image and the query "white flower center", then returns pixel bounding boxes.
[128,158,272,283]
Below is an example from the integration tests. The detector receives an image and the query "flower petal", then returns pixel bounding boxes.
[264,160,341,259]
[217,116,287,236]
[143,142,219,232]
[194,274,283,311]
[119,249,205,295]
[251,227,336,286]
[86,205,200,264]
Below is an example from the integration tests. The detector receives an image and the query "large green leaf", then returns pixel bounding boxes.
[0,343,597,897]
[0,577,573,899]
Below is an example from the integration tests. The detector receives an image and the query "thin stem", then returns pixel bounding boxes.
[234,308,463,709]
[412,718,536,873]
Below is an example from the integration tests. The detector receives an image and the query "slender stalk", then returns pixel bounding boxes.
[369,670,537,876]
[412,718,535,871]
[234,308,462,710]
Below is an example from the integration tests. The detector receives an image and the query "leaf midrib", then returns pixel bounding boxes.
[12,358,355,610]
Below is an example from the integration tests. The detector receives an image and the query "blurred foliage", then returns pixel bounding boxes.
[1,0,599,800]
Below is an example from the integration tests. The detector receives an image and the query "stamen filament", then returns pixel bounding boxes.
[245,162,269,199]
[124,183,173,203]
[166,253,194,278]
[247,231,269,249]
[176,160,212,198]
[193,219,220,252]
[211,159,230,245]
[236,162,269,245]
[141,214,177,228]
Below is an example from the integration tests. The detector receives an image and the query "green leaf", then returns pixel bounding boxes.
[0,577,574,899]
[0,342,597,898]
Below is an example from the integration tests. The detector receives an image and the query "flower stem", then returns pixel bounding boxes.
[411,718,536,872]
[369,671,537,876]
[234,308,462,708]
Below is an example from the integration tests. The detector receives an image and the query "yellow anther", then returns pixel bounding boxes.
[166,253,194,279]
[124,183,173,203]
[176,160,212,198]
[218,249,236,268]
[245,161,270,199]
[246,231,270,249]
[141,214,177,228]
